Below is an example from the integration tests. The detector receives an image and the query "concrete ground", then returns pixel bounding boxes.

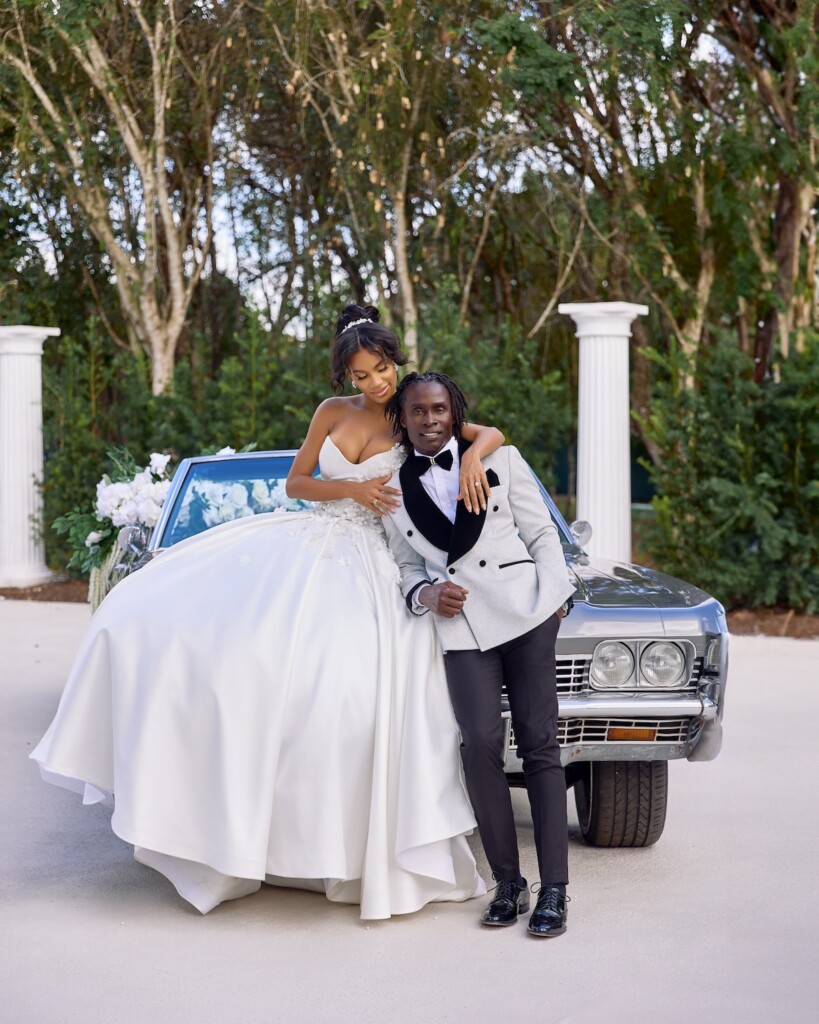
[1,599,817,1024]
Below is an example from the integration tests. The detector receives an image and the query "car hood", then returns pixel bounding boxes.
[568,555,713,610]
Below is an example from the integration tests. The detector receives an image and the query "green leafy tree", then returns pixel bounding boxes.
[0,0,260,393]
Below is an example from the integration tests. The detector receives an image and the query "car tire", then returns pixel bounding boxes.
[573,761,668,847]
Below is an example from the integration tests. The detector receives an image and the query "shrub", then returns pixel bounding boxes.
[644,335,819,612]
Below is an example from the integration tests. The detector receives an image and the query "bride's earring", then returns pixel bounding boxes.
[351,378,358,389]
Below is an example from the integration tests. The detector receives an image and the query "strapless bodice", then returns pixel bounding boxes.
[309,436,406,534]
[318,435,405,482]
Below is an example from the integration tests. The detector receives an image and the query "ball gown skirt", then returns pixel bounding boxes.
[31,438,484,918]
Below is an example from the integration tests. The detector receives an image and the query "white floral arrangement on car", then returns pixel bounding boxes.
[54,447,175,609]
[53,445,307,609]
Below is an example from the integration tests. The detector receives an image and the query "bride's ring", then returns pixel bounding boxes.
[373,499,381,510]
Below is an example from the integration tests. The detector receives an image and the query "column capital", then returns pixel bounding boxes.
[558,302,648,339]
[0,325,61,356]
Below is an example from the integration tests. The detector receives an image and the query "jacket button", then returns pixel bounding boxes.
[448,567,455,575]
[407,530,413,536]
[493,505,499,512]
[479,560,486,567]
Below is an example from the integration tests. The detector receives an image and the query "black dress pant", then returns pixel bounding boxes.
[443,614,568,885]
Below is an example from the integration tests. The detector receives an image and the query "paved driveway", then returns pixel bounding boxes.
[1,599,817,1024]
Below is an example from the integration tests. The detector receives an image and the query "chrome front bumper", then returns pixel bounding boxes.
[558,694,718,720]
[502,694,722,770]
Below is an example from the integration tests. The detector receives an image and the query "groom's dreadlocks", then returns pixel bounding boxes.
[387,371,469,450]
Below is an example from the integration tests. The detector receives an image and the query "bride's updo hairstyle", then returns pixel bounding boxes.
[331,303,409,393]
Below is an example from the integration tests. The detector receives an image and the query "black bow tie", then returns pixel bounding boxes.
[413,449,454,474]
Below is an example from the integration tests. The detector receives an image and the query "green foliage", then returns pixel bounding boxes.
[644,336,819,612]
[42,310,334,572]
[5,0,817,614]
[51,508,111,575]
[51,445,142,574]
[418,283,570,487]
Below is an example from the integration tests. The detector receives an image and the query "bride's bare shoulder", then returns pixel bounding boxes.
[311,395,353,425]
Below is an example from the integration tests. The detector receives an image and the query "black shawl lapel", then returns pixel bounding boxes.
[446,438,490,566]
[399,454,453,552]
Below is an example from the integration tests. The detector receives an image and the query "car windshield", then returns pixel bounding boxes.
[529,472,574,547]
[160,455,312,547]
[155,451,574,550]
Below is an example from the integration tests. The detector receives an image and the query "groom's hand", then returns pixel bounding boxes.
[418,582,468,618]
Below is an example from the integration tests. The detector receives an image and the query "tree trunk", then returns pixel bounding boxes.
[754,175,815,380]
[392,189,419,367]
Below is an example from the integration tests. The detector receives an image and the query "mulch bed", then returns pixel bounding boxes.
[2,579,817,638]
[0,580,90,603]
[724,607,819,639]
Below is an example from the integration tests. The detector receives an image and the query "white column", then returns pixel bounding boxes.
[0,326,61,587]
[558,302,648,563]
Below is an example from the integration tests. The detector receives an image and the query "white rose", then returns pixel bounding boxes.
[96,480,131,520]
[226,483,250,508]
[217,446,235,455]
[111,499,139,527]
[149,453,171,477]
[85,530,104,548]
[251,480,272,509]
[131,469,154,496]
[136,496,162,527]
[153,479,172,501]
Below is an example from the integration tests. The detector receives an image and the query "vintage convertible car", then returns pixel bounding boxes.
[118,450,729,851]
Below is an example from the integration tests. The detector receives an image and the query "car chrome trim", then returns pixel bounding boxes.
[555,695,717,719]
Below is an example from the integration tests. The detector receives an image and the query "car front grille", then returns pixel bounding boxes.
[502,655,703,700]
[555,656,591,696]
[508,717,704,750]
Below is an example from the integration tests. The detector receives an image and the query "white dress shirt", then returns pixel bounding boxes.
[408,436,475,638]
[414,436,460,523]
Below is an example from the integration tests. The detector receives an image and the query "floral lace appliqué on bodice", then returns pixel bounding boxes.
[293,436,407,578]
[310,436,405,532]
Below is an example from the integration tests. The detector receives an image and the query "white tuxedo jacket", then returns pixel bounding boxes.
[383,442,576,652]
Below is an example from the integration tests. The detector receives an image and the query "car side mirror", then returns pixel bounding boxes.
[117,525,148,555]
[569,520,593,548]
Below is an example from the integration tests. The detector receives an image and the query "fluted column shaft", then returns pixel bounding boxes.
[0,326,60,586]
[558,303,648,563]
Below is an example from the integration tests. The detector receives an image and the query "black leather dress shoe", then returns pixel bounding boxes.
[480,879,530,927]
[527,886,569,937]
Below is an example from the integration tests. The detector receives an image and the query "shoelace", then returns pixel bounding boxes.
[531,884,572,912]
[490,879,523,906]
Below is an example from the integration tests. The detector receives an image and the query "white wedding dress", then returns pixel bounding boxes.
[31,437,484,918]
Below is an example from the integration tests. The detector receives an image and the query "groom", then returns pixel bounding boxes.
[383,372,577,937]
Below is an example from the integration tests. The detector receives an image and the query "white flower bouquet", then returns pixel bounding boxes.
[53,447,173,576]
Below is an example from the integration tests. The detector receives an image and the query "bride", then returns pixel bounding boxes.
[31,304,502,919]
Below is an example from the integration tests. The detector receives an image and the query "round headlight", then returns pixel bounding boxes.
[640,642,686,687]
[591,642,634,688]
